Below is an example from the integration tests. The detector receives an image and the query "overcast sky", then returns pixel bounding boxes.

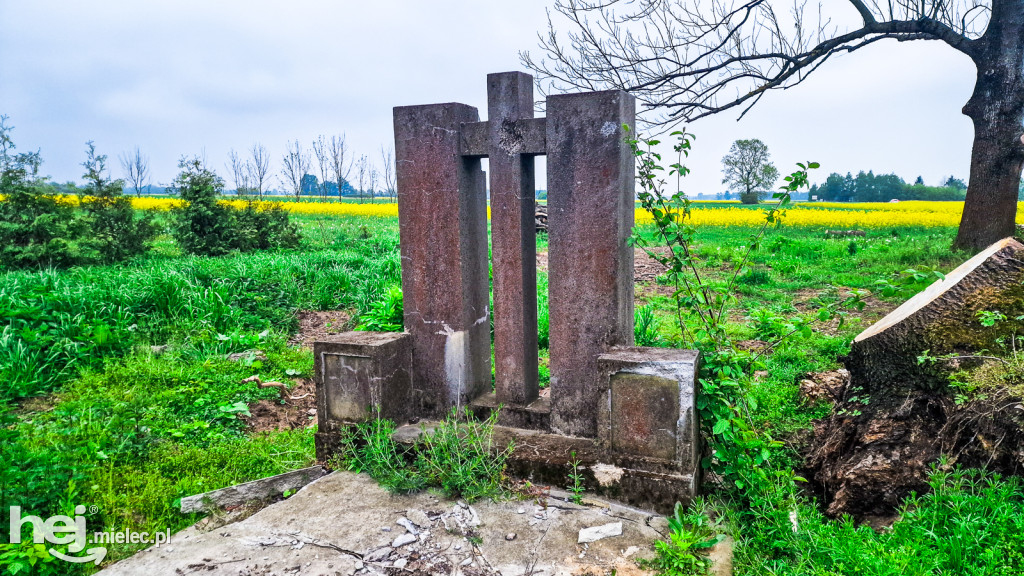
[0,0,977,195]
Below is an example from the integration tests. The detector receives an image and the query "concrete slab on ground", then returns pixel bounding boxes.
[98,471,669,576]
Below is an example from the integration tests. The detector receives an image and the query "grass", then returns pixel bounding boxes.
[0,213,400,573]
[735,465,1024,575]
[0,214,399,402]
[0,347,316,572]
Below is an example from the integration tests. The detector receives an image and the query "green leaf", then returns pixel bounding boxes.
[712,419,731,435]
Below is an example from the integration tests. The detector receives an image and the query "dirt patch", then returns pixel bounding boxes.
[805,373,1024,519]
[634,247,670,283]
[537,250,548,273]
[791,289,897,336]
[289,309,352,349]
[13,395,56,416]
[799,369,849,404]
[734,339,769,353]
[241,378,317,433]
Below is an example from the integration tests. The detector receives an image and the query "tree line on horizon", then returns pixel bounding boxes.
[810,172,976,203]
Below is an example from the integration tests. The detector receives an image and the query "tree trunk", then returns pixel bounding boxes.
[954,0,1024,252]
[808,238,1024,517]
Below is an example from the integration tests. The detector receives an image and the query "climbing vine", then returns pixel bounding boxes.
[625,127,863,488]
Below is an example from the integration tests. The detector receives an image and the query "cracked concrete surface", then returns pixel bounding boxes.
[98,472,668,576]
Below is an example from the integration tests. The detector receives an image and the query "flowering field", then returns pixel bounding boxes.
[105,196,1024,228]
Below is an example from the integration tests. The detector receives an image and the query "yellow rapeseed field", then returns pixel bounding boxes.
[63,195,1024,228]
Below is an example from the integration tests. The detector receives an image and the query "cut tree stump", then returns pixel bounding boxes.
[848,237,1024,393]
[808,237,1024,518]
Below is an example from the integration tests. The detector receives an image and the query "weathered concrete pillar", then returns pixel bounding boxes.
[546,90,636,437]
[393,104,491,418]
[487,71,539,406]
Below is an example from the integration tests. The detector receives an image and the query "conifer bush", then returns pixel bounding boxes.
[172,157,300,256]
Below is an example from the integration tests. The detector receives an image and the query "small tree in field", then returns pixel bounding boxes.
[721,139,778,204]
[172,157,237,256]
[80,141,156,262]
[119,146,149,197]
[172,157,300,256]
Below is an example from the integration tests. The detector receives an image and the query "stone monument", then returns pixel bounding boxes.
[314,72,701,512]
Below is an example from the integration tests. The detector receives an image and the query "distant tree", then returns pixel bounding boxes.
[945,176,968,190]
[226,148,252,196]
[247,143,271,200]
[328,135,353,202]
[852,171,906,202]
[312,135,333,200]
[915,175,925,186]
[368,165,379,204]
[819,173,846,202]
[721,139,778,204]
[355,155,368,204]
[380,145,396,202]
[301,174,319,195]
[0,120,88,268]
[173,157,299,255]
[119,146,150,197]
[0,115,12,172]
[280,140,311,200]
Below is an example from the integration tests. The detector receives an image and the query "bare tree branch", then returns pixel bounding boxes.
[119,146,150,197]
[328,135,353,202]
[521,0,988,126]
[280,140,311,201]
[248,143,271,200]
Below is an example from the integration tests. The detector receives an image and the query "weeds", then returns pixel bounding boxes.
[567,452,585,504]
[635,305,665,347]
[638,501,722,575]
[416,409,512,502]
[338,408,512,503]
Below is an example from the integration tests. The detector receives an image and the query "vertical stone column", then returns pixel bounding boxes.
[393,104,491,418]
[546,90,636,437]
[487,72,539,406]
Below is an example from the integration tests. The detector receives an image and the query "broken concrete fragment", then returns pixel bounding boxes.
[179,466,325,514]
[578,522,623,544]
[396,517,418,535]
[391,533,416,548]
[589,463,624,487]
[405,509,431,529]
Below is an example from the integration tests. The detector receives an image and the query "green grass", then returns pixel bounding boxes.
[1,347,316,571]
[0,213,401,573]
[731,465,1024,575]
[0,215,399,402]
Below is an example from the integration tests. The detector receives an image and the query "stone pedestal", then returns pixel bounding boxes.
[597,347,701,474]
[313,332,413,456]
